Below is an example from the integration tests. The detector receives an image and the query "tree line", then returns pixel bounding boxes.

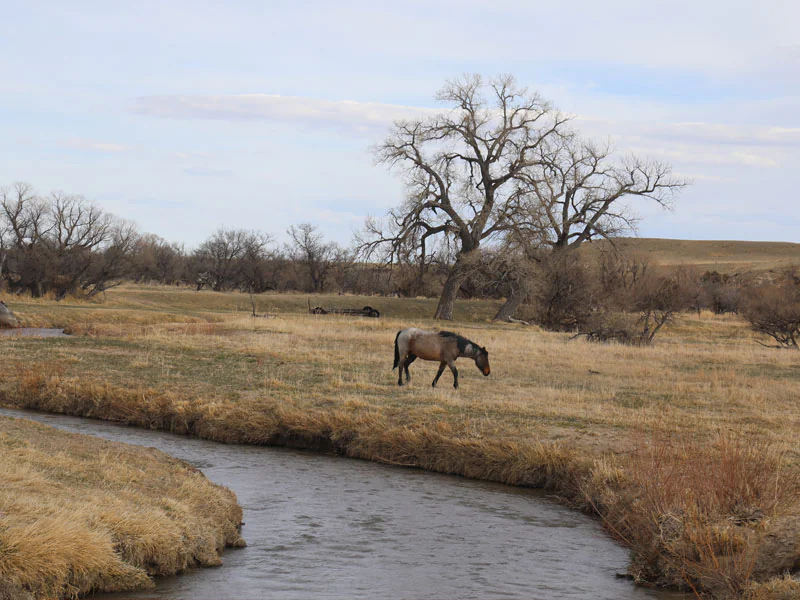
[0,183,373,297]
[2,179,796,349]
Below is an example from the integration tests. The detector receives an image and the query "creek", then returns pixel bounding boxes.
[0,408,685,600]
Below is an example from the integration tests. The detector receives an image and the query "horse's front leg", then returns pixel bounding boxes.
[448,360,459,389]
[431,361,447,387]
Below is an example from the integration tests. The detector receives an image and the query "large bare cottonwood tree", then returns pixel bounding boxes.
[491,134,687,321]
[367,74,686,320]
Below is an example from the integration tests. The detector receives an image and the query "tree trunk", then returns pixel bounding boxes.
[493,287,526,321]
[434,256,472,320]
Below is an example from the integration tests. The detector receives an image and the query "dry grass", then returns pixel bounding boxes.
[0,415,245,600]
[588,433,800,597]
[1,284,799,598]
[586,238,800,273]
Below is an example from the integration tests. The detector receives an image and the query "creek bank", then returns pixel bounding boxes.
[0,373,797,598]
[0,414,244,600]
[2,407,682,600]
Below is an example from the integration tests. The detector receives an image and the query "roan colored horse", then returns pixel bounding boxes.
[393,328,490,388]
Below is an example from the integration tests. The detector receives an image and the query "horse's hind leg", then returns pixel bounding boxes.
[404,354,417,383]
[397,353,408,386]
[431,361,447,387]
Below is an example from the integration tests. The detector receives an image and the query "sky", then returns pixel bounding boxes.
[2,0,799,248]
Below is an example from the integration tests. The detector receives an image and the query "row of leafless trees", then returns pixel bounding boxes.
[3,181,797,347]
[0,183,374,297]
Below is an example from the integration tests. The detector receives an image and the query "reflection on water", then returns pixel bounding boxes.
[0,408,685,600]
[0,327,69,337]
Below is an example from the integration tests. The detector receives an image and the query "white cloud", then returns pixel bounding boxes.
[133,94,437,135]
[62,138,132,153]
[183,166,232,177]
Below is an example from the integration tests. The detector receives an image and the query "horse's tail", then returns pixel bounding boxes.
[393,330,402,370]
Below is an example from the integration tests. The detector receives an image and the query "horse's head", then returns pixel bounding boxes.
[475,347,490,376]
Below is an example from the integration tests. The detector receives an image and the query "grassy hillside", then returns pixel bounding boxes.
[586,238,800,273]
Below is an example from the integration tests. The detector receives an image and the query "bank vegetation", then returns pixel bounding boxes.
[0,413,245,600]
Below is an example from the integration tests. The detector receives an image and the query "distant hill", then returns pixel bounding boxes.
[585,238,800,274]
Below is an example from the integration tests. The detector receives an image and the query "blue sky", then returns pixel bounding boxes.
[2,0,799,247]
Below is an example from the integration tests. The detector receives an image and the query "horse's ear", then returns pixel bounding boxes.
[481,347,488,355]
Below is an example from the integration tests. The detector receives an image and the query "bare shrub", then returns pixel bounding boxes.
[525,251,596,331]
[578,271,690,345]
[597,249,650,297]
[591,433,800,596]
[699,271,741,314]
[741,283,800,349]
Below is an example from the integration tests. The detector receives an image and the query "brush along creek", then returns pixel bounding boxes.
[0,408,684,599]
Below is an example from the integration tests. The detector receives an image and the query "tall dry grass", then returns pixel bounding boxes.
[584,433,800,597]
[0,416,245,600]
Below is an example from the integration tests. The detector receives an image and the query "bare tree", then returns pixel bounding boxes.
[194,228,272,291]
[0,183,140,298]
[133,234,186,284]
[0,183,50,295]
[366,74,686,320]
[287,223,338,293]
[82,219,140,298]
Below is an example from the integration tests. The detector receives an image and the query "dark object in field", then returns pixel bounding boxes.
[0,301,18,328]
[308,301,380,318]
[393,328,490,389]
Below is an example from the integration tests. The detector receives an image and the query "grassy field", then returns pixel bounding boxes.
[1,285,799,598]
[0,413,245,600]
[586,238,800,273]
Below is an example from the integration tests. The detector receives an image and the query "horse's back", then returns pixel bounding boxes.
[397,328,432,357]
[407,329,458,361]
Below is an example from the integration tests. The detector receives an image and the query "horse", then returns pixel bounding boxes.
[393,328,490,389]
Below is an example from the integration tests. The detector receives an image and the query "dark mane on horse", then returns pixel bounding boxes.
[437,331,472,354]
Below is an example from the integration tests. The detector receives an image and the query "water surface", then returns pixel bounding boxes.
[0,408,684,600]
[0,327,69,337]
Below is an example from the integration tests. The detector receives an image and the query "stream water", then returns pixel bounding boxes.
[0,327,69,337]
[0,408,684,600]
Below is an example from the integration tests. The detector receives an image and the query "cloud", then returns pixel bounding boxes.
[183,166,232,177]
[621,122,800,148]
[573,117,797,168]
[624,145,781,169]
[62,138,132,153]
[133,94,436,135]
[131,91,798,175]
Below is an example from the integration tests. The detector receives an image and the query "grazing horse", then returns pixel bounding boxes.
[393,328,490,389]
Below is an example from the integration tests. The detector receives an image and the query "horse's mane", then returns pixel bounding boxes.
[437,331,472,354]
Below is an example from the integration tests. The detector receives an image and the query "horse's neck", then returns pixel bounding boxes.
[461,343,476,358]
